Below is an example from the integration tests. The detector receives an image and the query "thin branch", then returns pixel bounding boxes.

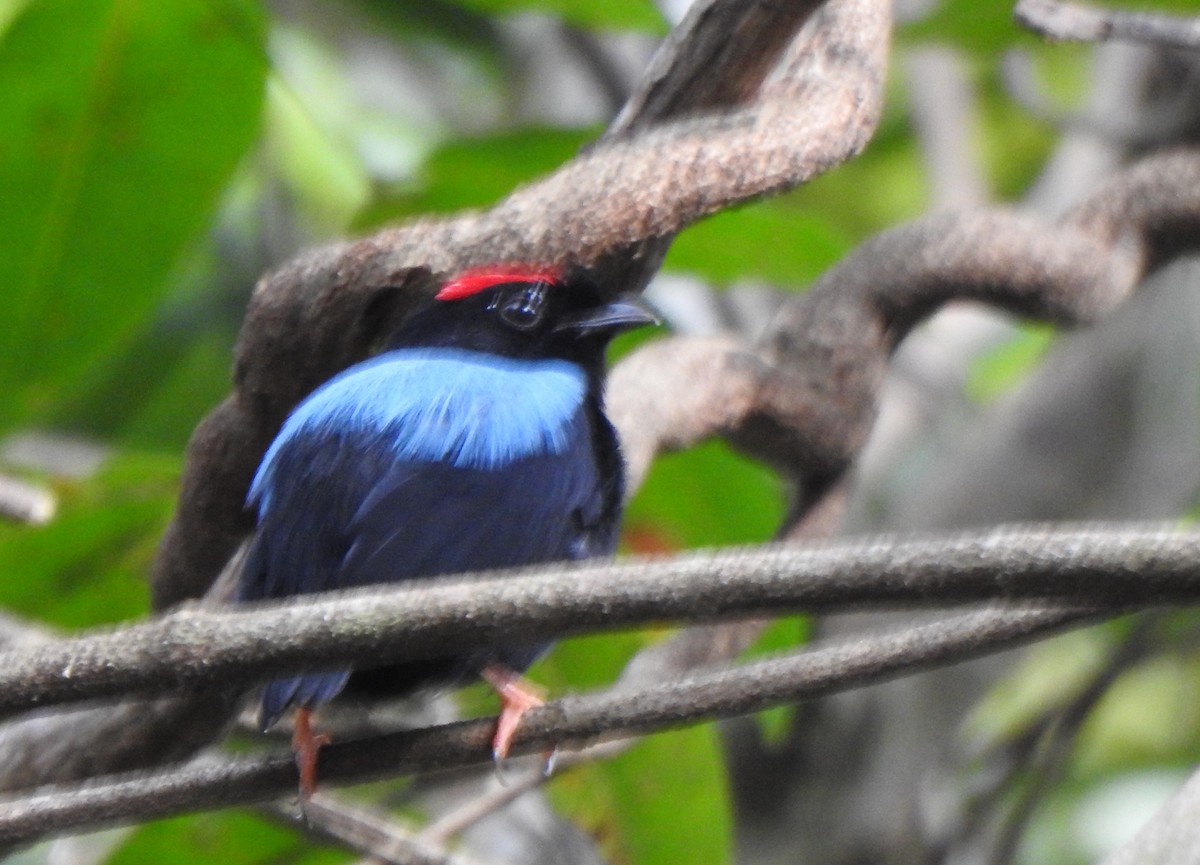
[0,554,248,794]
[1,524,1196,716]
[557,25,632,118]
[0,604,1106,847]
[984,618,1155,865]
[1015,0,1200,50]
[269,793,480,865]
[1001,48,1199,147]
[417,737,633,846]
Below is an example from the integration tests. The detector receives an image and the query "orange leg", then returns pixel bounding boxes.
[481,664,545,761]
[291,706,331,799]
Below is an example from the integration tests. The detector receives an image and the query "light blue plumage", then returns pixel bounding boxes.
[250,348,587,512]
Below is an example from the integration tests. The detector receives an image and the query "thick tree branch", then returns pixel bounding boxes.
[1,523,1195,718]
[0,604,1104,847]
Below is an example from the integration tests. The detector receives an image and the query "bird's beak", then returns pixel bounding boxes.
[554,294,661,336]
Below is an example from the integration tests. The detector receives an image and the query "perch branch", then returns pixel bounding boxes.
[0,603,1105,847]
[0,523,1196,717]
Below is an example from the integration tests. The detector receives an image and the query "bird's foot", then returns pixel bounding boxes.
[291,707,331,800]
[481,664,545,762]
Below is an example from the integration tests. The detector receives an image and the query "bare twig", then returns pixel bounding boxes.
[557,25,633,117]
[0,604,1105,847]
[271,792,480,865]
[1016,0,1200,51]
[982,618,1155,865]
[1001,48,1200,147]
[417,737,633,846]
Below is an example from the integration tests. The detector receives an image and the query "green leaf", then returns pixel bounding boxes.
[965,624,1123,747]
[600,728,733,865]
[440,0,666,33]
[0,452,179,628]
[108,810,349,865]
[624,440,784,551]
[0,0,32,37]
[966,323,1056,403]
[537,633,733,865]
[0,0,265,428]
[356,126,595,227]
[665,204,849,288]
[900,0,1033,53]
[1073,652,1200,778]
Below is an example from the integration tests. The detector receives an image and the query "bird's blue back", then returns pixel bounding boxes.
[240,347,621,726]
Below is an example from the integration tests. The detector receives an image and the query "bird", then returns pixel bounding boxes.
[237,264,657,794]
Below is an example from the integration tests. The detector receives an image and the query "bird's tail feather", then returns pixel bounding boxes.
[259,670,351,731]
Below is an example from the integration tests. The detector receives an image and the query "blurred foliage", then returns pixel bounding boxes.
[624,440,784,551]
[357,125,596,223]
[107,811,348,865]
[1,0,1198,863]
[966,322,1057,403]
[443,0,667,33]
[0,0,266,429]
[535,631,734,864]
[0,453,176,629]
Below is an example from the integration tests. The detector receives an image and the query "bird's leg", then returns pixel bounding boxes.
[481,664,544,761]
[291,706,331,799]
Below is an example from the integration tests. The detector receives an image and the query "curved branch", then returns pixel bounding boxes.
[611,148,1200,524]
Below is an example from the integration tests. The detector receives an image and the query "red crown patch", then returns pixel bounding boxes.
[435,265,563,301]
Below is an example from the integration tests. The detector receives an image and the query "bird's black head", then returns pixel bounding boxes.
[389,265,657,370]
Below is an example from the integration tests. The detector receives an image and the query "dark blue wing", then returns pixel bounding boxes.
[340,409,617,585]
[240,406,619,727]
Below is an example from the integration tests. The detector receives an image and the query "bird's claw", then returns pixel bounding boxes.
[482,664,545,763]
[291,707,331,800]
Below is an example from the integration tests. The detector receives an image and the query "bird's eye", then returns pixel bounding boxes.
[493,283,548,331]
